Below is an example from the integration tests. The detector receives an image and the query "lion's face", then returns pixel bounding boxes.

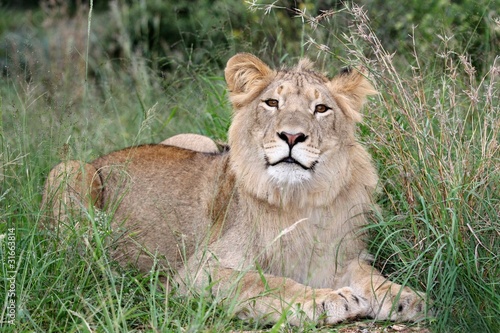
[256,74,344,186]
[225,54,376,206]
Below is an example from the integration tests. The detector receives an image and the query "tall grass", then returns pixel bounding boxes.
[1,1,498,332]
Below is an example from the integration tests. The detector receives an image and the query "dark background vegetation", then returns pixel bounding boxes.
[1,0,497,72]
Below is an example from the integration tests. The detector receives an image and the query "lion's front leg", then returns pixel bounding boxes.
[342,260,427,321]
[177,264,370,326]
[237,283,370,326]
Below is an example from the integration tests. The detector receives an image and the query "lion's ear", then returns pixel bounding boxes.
[225,53,275,108]
[328,68,378,122]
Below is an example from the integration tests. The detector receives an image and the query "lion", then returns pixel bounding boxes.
[41,53,427,326]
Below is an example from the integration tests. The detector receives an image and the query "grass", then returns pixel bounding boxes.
[1,1,499,332]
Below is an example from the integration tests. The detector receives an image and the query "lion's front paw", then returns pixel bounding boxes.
[371,285,427,321]
[293,287,369,325]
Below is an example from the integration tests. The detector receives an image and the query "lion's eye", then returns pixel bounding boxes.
[314,104,331,114]
[264,99,279,108]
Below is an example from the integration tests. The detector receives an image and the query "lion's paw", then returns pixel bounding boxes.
[371,285,427,321]
[292,287,369,325]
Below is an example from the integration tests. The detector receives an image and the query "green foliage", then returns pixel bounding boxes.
[362,0,498,74]
[337,5,500,331]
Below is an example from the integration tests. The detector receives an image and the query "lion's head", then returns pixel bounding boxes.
[225,53,377,207]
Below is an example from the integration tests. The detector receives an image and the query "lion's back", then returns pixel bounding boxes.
[92,144,232,271]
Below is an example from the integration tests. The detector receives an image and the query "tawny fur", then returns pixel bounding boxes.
[42,53,427,326]
[161,133,220,153]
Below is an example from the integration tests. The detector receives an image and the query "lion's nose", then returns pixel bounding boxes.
[278,131,307,148]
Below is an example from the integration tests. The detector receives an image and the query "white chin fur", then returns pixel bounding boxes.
[267,163,312,185]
